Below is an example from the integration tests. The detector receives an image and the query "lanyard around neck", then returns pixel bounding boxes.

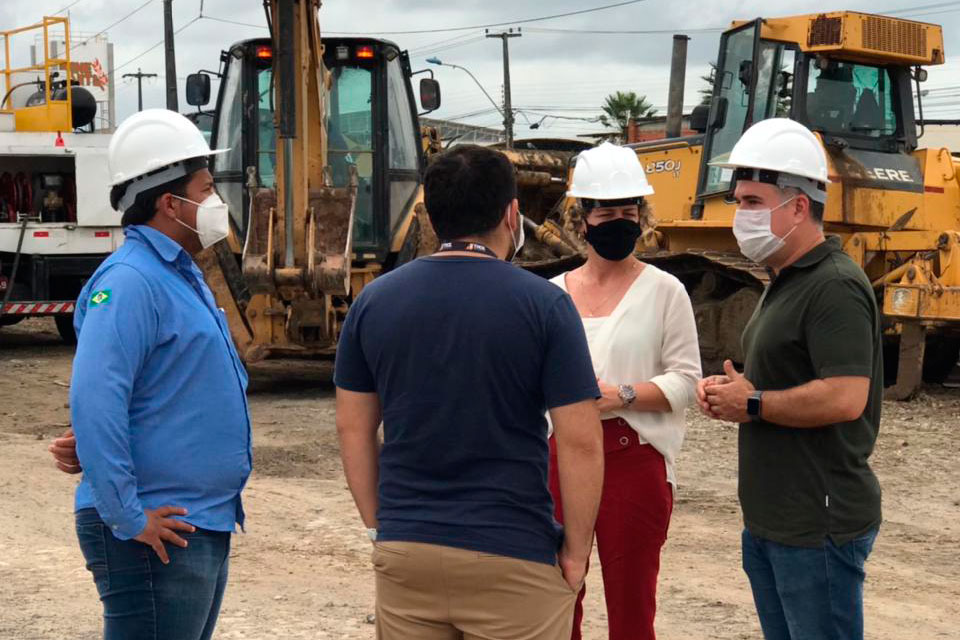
[437,241,499,259]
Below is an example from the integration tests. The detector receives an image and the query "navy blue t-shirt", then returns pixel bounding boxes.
[334,256,599,564]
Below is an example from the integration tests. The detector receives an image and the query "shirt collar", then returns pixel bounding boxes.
[785,235,842,271]
[126,225,191,266]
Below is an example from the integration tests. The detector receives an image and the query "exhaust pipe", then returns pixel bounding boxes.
[666,34,689,139]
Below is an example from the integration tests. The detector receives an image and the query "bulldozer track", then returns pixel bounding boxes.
[642,249,772,288]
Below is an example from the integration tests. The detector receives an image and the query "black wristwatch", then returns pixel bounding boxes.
[747,391,764,420]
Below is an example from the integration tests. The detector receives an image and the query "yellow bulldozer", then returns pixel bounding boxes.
[526,11,960,399]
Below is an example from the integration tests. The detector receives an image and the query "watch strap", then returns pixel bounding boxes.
[747,391,764,419]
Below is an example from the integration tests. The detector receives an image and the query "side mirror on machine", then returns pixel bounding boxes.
[708,97,728,130]
[185,73,211,107]
[420,78,441,113]
[690,104,710,133]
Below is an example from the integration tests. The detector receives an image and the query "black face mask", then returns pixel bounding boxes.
[584,218,642,261]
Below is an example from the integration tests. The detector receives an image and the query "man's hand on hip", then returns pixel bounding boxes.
[134,506,196,565]
[49,427,82,474]
[705,360,755,423]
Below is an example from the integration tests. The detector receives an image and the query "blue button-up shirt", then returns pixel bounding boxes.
[71,225,252,540]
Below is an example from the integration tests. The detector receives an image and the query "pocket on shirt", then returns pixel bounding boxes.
[76,521,110,593]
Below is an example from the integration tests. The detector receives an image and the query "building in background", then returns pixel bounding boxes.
[420,118,504,145]
[627,114,694,143]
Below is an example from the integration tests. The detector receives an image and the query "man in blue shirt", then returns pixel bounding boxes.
[66,109,251,640]
[335,145,605,639]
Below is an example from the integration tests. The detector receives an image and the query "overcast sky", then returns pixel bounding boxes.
[5,0,960,138]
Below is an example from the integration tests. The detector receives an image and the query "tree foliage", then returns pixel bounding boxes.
[599,91,658,139]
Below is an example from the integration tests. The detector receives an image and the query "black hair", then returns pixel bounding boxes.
[423,145,517,241]
[580,196,646,212]
[809,198,825,224]
[110,157,209,227]
[779,186,825,224]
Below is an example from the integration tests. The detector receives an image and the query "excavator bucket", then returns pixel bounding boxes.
[307,169,357,297]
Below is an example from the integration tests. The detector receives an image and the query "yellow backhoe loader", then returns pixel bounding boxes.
[185,0,443,362]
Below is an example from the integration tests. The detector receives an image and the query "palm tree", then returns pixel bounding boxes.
[699,62,717,105]
[599,91,657,140]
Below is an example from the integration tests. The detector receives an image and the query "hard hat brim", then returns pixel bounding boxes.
[708,152,831,184]
[108,148,232,187]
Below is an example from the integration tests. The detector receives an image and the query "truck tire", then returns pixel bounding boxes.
[923,336,960,384]
[55,314,77,345]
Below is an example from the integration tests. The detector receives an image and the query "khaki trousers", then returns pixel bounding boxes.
[373,541,578,640]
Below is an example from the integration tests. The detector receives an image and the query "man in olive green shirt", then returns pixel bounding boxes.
[697,119,881,640]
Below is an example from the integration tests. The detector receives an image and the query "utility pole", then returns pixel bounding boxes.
[122,68,157,112]
[486,28,521,149]
[163,0,179,111]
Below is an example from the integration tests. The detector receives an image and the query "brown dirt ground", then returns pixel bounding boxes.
[0,318,957,639]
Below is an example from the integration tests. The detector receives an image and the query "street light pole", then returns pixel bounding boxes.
[486,28,521,149]
[426,57,506,134]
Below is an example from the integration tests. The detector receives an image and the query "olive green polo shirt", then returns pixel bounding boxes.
[739,236,882,548]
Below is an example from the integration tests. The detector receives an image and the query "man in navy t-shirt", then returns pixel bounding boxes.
[335,145,604,639]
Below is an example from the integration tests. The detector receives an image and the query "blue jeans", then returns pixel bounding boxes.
[742,527,878,640]
[76,508,231,640]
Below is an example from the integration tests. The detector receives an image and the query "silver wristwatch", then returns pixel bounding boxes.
[617,384,637,408]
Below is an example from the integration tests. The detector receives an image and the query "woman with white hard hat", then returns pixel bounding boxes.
[548,141,702,640]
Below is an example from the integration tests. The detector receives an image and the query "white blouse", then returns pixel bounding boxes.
[552,264,702,488]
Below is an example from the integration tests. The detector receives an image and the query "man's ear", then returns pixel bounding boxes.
[510,198,520,227]
[796,194,813,224]
[156,193,179,221]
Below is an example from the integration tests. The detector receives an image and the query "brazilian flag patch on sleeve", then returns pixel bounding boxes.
[89,289,112,307]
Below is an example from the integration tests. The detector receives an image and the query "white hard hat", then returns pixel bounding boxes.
[108,108,228,210]
[567,141,654,200]
[710,118,830,184]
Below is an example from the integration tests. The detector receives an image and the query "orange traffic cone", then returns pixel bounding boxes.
[55,131,65,147]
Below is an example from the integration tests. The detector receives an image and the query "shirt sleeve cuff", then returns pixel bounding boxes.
[649,373,696,413]
[105,509,148,541]
[333,378,377,393]
[546,384,602,410]
[818,365,873,378]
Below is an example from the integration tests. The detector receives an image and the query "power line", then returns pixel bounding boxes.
[526,26,723,35]
[69,0,156,53]
[410,32,479,54]
[112,16,201,78]
[200,15,265,29]
[53,0,85,14]
[414,36,486,58]
[901,7,960,18]
[323,0,649,35]
[884,1,960,15]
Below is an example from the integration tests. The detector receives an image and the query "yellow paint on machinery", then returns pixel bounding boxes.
[1,16,74,132]
[545,11,960,398]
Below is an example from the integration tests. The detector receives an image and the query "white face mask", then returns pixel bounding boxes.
[733,196,798,264]
[508,210,525,262]
[172,193,230,249]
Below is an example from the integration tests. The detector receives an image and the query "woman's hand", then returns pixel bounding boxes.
[596,379,623,414]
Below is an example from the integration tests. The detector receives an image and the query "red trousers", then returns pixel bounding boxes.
[549,418,674,640]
